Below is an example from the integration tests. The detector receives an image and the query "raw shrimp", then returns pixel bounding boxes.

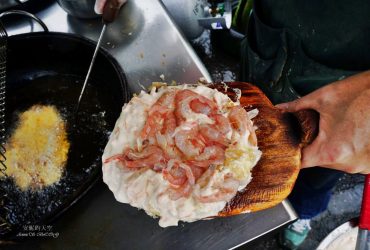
[190,97,217,115]
[212,114,232,135]
[228,106,257,145]
[162,161,187,186]
[162,111,177,135]
[189,165,206,180]
[228,106,247,135]
[163,160,196,200]
[162,160,206,200]
[162,160,195,186]
[126,146,167,170]
[141,90,177,140]
[125,145,163,159]
[105,145,167,172]
[199,124,229,147]
[198,114,231,146]
[155,132,182,159]
[174,126,206,159]
[140,106,165,140]
[175,89,218,124]
[187,145,225,168]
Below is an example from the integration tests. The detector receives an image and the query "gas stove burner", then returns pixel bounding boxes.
[0,0,54,13]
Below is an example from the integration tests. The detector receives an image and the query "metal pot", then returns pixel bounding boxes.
[56,0,99,19]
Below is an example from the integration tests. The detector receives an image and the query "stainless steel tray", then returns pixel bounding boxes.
[21,182,297,250]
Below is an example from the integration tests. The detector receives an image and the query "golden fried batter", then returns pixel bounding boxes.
[4,105,70,190]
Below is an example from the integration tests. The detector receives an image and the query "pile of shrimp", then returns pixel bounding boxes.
[105,88,255,202]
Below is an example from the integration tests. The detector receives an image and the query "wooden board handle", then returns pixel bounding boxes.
[293,109,319,148]
[214,82,309,214]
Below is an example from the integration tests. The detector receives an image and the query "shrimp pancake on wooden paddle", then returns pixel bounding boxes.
[102,84,261,227]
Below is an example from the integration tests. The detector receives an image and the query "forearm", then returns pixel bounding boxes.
[349,88,370,168]
[331,70,370,93]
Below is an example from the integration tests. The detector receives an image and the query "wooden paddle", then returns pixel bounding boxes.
[210,82,319,215]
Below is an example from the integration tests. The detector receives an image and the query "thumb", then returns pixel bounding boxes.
[275,93,319,113]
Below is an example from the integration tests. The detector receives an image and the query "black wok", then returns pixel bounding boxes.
[0,29,130,241]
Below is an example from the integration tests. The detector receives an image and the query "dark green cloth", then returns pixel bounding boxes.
[239,0,370,220]
[241,0,370,104]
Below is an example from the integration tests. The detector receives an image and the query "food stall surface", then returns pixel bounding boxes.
[2,1,300,249]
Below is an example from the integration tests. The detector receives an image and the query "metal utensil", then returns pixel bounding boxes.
[356,174,370,250]
[75,0,123,114]
[0,20,7,178]
[75,24,106,113]
[0,18,11,237]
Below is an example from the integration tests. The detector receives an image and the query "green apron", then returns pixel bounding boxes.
[241,0,370,104]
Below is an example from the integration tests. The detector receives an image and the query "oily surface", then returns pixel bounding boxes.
[210,82,304,215]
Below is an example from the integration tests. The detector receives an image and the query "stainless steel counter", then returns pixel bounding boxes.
[20,181,297,250]
[6,0,212,93]
[3,1,297,249]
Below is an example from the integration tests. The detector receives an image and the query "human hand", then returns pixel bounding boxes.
[94,0,127,14]
[276,71,370,174]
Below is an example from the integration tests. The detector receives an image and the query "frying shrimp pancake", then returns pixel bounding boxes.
[103,85,262,227]
[4,105,69,190]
